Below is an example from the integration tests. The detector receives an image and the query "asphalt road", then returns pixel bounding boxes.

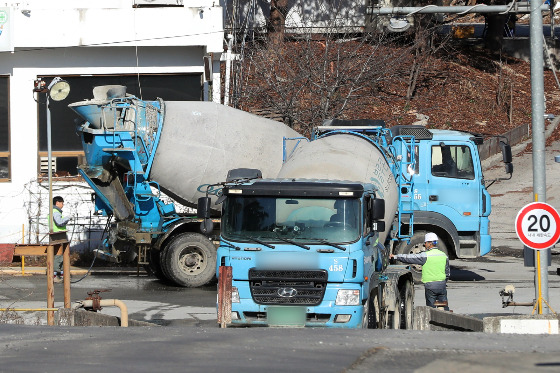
[1,251,560,372]
[2,139,560,372]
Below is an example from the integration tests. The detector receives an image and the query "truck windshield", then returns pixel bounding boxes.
[222,197,361,244]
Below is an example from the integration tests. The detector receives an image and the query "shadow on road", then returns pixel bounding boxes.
[450,266,486,281]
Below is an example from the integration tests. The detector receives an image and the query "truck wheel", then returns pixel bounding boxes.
[399,280,414,330]
[395,231,448,275]
[367,291,380,329]
[386,291,401,329]
[362,289,379,329]
[143,249,168,282]
[361,299,370,329]
[162,233,217,288]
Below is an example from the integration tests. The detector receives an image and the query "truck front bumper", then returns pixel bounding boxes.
[228,281,365,328]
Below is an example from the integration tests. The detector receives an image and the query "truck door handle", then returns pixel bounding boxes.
[429,195,438,201]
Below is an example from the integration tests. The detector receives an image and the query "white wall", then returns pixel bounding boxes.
[222,0,367,32]
[0,2,223,249]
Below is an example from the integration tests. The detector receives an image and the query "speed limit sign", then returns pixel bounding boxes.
[515,202,560,250]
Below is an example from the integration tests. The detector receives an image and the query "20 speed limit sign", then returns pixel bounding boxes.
[515,202,560,250]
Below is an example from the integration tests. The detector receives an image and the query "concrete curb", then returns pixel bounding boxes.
[483,314,559,334]
[57,308,155,327]
[415,306,560,334]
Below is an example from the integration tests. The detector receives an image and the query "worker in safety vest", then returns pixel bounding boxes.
[50,196,71,282]
[390,232,450,310]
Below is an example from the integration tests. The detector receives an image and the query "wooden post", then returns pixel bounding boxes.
[217,266,232,328]
[21,224,25,276]
[46,244,55,326]
[13,241,72,325]
[62,242,71,309]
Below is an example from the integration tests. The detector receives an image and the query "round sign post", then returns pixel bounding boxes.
[515,202,560,314]
[515,202,560,250]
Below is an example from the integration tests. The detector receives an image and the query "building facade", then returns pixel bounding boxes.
[0,0,223,249]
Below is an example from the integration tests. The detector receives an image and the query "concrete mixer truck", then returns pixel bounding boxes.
[70,85,299,287]
[199,120,512,328]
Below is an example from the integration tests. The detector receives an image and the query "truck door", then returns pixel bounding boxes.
[427,143,480,232]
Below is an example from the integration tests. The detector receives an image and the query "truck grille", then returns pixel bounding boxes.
[249,269,328,306]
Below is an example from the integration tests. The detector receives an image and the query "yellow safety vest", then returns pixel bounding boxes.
[421,248,447,283]
[50,209,67,232]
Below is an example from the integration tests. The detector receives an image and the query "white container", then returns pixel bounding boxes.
[150,101,300,213]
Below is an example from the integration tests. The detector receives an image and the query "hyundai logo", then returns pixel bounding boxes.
[277,287,298,298]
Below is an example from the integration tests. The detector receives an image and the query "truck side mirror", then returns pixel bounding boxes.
[504,162,513,175]
[371,198,385,220]
[373,221,385,232]
[197,197,214,234]
[198,197,212,219]
[499,141,512,163]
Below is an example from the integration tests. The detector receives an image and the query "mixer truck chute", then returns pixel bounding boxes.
[71,85,300,287]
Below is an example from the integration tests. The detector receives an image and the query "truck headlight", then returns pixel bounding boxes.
[232,287,240,303]
[335,289,360,305]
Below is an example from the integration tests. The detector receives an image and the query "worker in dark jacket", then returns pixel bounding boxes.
[390,232,450,310]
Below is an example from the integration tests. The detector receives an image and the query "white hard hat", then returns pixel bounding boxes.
[425,232,438,242]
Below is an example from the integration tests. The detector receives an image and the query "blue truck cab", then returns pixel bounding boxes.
[385,125,511,260]
[213,178,412,328]
[312,124,512,261]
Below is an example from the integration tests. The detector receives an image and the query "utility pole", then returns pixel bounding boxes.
[529,0,549,314]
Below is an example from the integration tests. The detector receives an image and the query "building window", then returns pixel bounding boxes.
[37,74,202,177]
[0,76,10,181]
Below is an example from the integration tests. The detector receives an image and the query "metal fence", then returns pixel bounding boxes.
[478,123,530,160]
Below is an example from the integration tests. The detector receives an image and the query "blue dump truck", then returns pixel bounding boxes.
[70,85,299,287]
[199,120,512,328]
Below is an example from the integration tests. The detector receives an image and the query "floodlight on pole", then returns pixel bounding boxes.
[34,77,70,234]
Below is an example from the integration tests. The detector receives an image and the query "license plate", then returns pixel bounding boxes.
[267,306,306,327]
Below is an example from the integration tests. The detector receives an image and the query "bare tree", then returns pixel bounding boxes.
[406,10,452,104]
[235,2,417,134]
[269,0,289,42]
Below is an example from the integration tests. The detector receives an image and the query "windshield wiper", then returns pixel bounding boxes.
[273,236,310,250]
[307,238,346,251]
[220,238,241,251]
[245,236,275,249]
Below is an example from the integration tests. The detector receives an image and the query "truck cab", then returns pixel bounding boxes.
[312,122,512,262]
[211,177,412,328]
[389,126,500,259]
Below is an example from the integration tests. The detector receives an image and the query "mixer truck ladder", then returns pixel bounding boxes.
[96,98,164,209]
[390,135,416,240]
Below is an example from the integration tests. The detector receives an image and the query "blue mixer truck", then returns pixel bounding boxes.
[70,85,299,287]
[199,120,512,327]
[71,84,512,291]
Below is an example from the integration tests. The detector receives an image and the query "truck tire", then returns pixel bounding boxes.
[386,290,401,329]
[366,291,380,329]
[399,280,414,330]
[361,299,370,329]
[162,233,217,288]
[395,230,448,277]
[143,249,168,282]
